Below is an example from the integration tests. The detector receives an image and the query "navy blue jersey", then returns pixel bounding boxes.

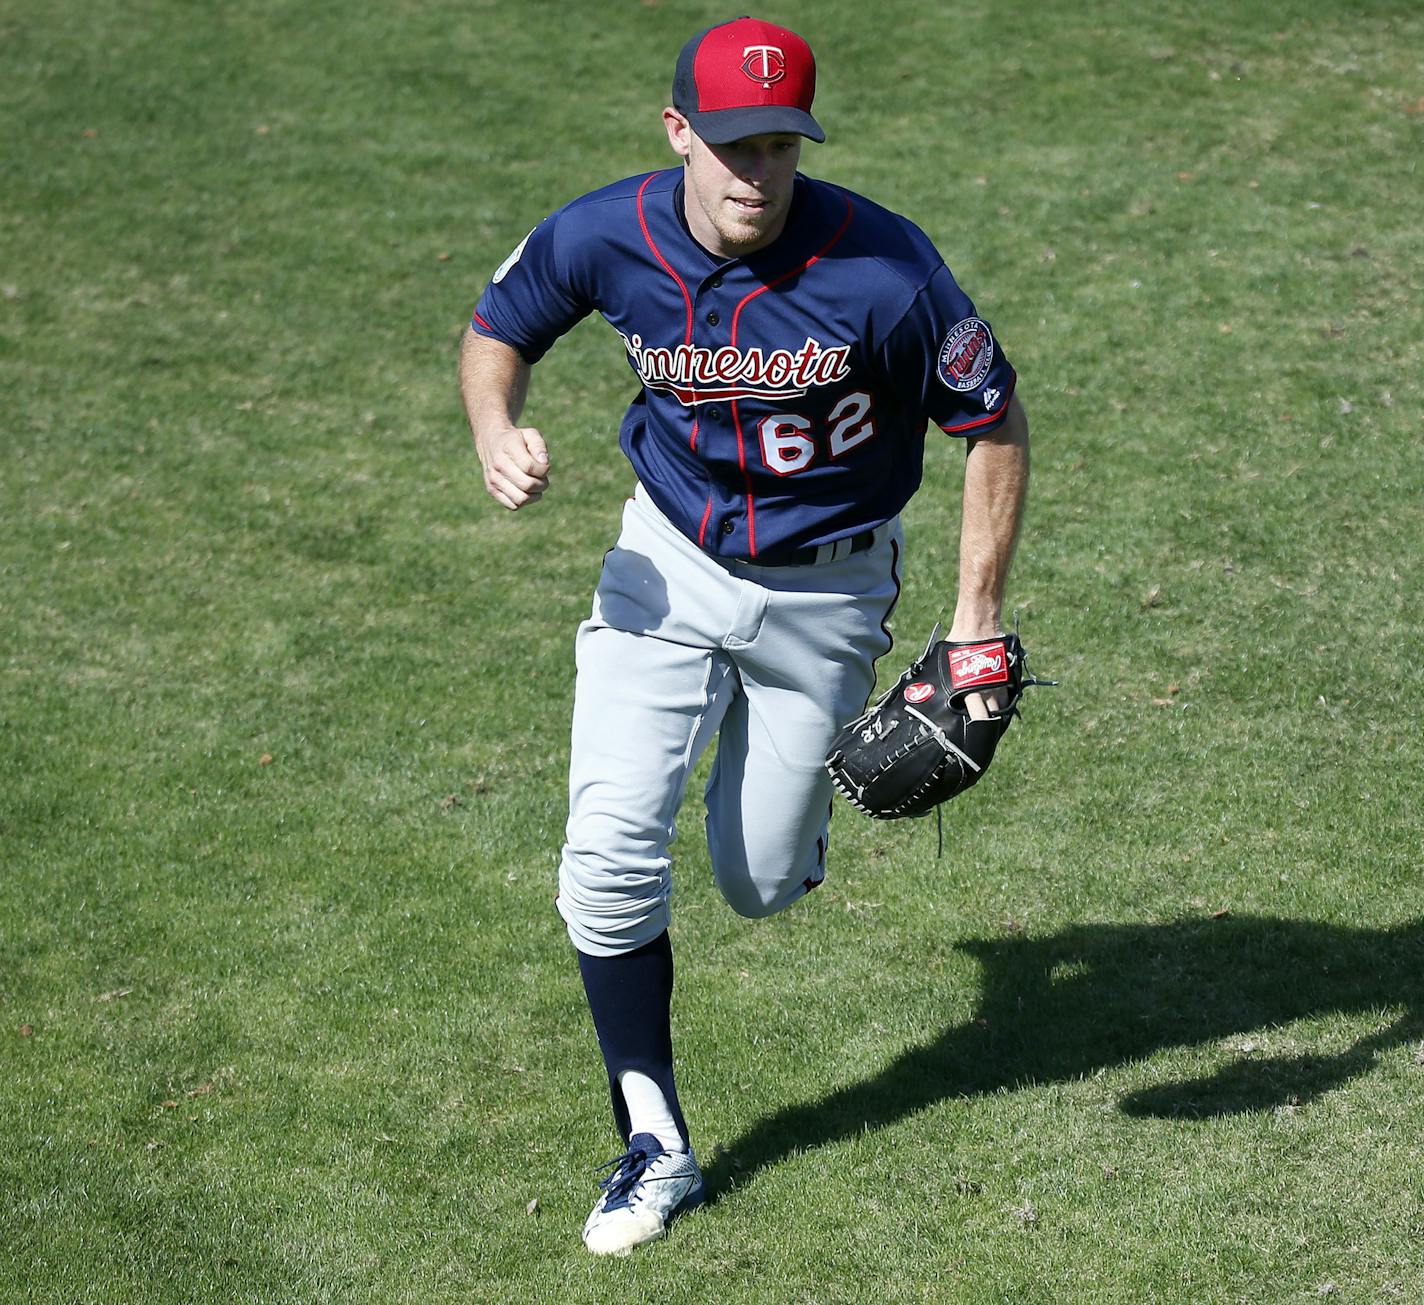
[472,169,1016,559]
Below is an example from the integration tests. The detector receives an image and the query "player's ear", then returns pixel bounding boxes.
[662,108,692,162]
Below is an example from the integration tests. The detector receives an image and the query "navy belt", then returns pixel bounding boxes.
[743,529,878,568]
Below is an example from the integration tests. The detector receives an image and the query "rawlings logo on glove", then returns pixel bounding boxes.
[948,642,1008,689]
[824,623,1052,819]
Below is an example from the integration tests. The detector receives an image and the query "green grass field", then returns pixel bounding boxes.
[4,0,1422,1300]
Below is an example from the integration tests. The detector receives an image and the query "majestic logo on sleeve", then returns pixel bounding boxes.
[618,332,852,406]
[937,318,995,393]
[741,45,787,86]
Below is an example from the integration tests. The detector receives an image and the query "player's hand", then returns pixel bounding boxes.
[948,622,1005,720]
[961,688,1003,721]
[476,425,550,510]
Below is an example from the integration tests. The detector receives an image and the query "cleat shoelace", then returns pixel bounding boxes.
[592,1144,685,1212]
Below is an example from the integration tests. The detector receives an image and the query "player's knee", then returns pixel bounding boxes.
[715,868,806,920]
[725,890,782,919]
[708,822,823,919]
[558,853,671,954]
[565,809,669,875]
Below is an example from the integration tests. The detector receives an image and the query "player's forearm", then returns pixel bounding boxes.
[950,396,1029,639]
[460,327,531,441]
[460,328,551,510]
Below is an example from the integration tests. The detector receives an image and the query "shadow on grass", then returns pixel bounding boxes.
[703,915,1424,1201]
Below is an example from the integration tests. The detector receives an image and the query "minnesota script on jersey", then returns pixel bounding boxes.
[472,170,1017,559]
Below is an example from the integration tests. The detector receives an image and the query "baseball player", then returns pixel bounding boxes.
[460,16,1029,1255]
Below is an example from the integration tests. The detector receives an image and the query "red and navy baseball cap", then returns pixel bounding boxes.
[672,16,824,145]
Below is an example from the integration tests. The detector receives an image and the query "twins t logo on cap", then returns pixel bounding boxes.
[672,17,825,144]
[741,44,786,86]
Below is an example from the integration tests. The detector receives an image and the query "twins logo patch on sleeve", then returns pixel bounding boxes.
[937,318,995,393]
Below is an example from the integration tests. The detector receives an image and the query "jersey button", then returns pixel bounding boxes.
[706,310,720,326]
[720,519,735,536]
[710,276,723,289]
[707,406,722,422]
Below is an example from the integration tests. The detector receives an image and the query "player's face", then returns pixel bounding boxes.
[664,111,801,257]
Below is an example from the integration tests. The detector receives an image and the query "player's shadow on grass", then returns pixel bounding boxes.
[703,914,1424,1199]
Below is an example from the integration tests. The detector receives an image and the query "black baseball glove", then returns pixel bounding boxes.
[825,624,1049,819]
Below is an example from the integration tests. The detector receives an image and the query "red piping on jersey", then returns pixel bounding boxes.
[472,310,493,331]
[637,172,701,463]
[728,194,855,556]
[939,371,1018,433]
[697,495,714,547]
[636,173,694,348]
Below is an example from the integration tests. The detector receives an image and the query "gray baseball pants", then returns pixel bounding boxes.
[556,484,902,957]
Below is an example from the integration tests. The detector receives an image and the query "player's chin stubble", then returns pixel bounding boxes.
[715,198,784,252]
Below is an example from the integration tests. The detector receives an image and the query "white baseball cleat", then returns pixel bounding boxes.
[581,1132,705,1256]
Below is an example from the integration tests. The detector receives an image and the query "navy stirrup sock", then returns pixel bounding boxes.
[576,931,689,1149]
